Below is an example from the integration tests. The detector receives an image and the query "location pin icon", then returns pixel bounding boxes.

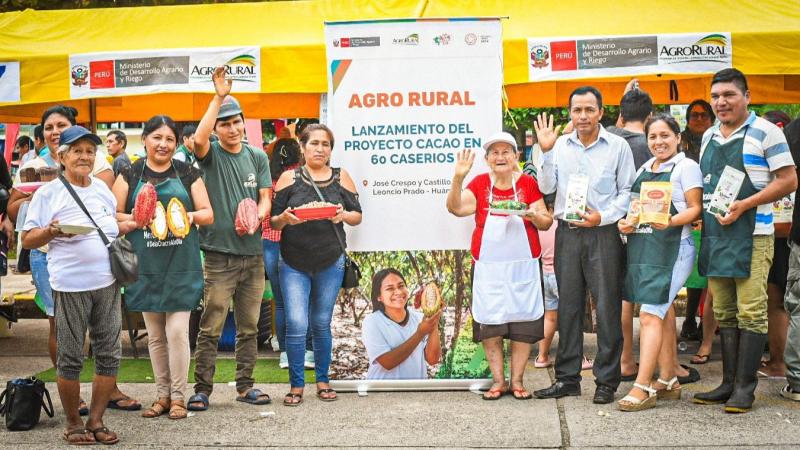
[362,180,368,187]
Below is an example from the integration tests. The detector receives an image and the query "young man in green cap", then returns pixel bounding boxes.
[188,67,273,410]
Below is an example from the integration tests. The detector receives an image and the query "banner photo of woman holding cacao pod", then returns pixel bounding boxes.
[320,18,510,390]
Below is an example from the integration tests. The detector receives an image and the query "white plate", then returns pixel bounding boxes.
[56,224,96,235]
[488,208,529,216]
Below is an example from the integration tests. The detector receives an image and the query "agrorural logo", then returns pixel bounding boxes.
[393,33,419,46]
[433,34,451,46]
[465,33,478,45]
[191,54,257,82]
[659,34,729,62]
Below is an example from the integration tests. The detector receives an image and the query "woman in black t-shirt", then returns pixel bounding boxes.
[271,124,362,406]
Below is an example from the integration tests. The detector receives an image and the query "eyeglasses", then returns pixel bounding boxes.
[689,112,710,120]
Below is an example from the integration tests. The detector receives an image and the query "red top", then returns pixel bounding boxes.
[262,162,301,241]
[466,172,543,260]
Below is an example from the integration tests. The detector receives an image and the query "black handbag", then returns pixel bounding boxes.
[0,377,54,431]
[59,176,139,286]
[301,167,361,289]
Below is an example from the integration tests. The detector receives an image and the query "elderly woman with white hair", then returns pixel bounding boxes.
[446,132,552,400]
[22,126,123,445]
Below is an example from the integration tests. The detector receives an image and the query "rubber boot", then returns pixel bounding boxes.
[725,330,768,413]
[693,327,739,404]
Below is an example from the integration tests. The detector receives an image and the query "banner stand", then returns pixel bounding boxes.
[330,378,493,393]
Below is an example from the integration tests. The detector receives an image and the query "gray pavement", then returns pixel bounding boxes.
[2,271,800,448]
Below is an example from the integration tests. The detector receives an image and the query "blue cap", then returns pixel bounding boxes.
[59,126,102,147]
[217,95,243,120]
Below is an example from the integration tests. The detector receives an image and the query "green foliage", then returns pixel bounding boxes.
[750,104,800,121]
[35,358,312,383]
[436,317,488,379]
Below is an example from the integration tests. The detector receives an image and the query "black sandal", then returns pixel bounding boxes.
[316,388,338,402]
[283,392,303,407]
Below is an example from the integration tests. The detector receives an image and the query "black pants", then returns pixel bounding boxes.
[554,221,624,390]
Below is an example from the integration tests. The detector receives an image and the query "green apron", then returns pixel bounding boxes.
[123,164,203,312]
[683,229,708,289]
[624,165,681,304]
[699,126,757,278]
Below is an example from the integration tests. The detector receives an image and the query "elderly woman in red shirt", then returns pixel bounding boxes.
[447,132,553,400]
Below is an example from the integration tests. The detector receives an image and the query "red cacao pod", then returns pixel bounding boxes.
[235,198,259,236]
[133,183,158,227]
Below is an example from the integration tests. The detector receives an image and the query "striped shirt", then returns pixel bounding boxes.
[701,112,794,235]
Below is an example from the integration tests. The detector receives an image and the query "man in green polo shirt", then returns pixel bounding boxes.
[188,67,273,410]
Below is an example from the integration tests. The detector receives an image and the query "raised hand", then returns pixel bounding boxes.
[533,112,562,152]
[453,149,475,179]
[212,66,232,98]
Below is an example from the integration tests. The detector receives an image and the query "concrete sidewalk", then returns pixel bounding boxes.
[2,270,800,448]
[2,327,800,448]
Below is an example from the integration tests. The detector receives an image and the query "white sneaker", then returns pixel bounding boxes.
[304,350,315,369]
[781,384,800,401]
[279,352,288,369]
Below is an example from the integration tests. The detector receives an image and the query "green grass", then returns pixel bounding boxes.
[35,358,315,384]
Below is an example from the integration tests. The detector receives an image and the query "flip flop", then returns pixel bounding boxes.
[283,392,303,406]
[186,392,209,411]
[236,388,272,405]
[481,385,508,400]
[690,354,710,365]
[63,427,95,446]
[107,395,142,411]
[316,388,338,402]
[512,388,533,400]
[534,358,552,368]
[89,426,120,445]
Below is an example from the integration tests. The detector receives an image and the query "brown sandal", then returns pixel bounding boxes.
[168,400,188,420]
[89,426,119,445]
[141,398,170,418]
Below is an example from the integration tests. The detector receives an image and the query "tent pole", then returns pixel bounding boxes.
[89,99,97,132]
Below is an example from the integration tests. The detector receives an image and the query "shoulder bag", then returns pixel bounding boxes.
[300,167,361,289]
[0,377,54,431]
[59,176,139,286]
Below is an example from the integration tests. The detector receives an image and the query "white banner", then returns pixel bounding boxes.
[325,19,503,251]
[68,46,261,99]
[0,62,21,102]
[528,32,732,81]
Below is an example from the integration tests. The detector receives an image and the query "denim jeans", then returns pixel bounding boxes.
[30,249,54,317]
[262,240,312,352]
[279,254,344,387]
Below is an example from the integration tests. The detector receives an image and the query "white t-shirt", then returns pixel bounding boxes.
[362,310,428,380]
[23,178,118,292]
[636,152,703,240]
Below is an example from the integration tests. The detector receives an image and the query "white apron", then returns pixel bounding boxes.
[472,175,544,325]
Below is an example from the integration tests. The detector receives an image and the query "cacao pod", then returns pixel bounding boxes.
[421,282,442,317]
[167,198,191,239]
[235,198,259,236]
[133,183,158,227]
[149,201,169,241]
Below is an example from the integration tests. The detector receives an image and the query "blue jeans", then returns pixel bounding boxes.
[30,249,54,317]
[279,254,344,387]
[262,240,312,352]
